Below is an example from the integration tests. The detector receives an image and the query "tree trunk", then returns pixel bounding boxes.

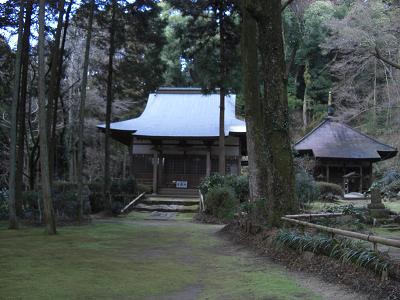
[8,2,25,229]
[241,1,264,203]
[104,0,117,212]
[47,0,65,181]
[241,0,297,226]
[218,2,226,175]
[302,63,311,131]
[38,0,57,235]
[77,0,95,221]
[302,86,308,131]
[51,0,73,179]
[15,0,34,217]
[259,0,297,226]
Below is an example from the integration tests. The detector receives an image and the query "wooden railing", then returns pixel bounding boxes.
[120,192,146,214]
[282,214,400,251]
[199,190,205,213]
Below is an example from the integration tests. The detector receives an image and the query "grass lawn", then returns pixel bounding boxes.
[0,215,320,300]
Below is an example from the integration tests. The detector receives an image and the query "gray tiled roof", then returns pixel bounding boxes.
[294,118,397,161]
[98,88,246,138]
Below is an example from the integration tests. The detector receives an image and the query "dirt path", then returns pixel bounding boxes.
[97,213,368,300]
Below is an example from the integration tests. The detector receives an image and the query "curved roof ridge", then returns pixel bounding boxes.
[294,118,397,161]
[97,90,246,138]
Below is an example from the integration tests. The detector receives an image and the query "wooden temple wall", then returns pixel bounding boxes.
[314,160,372,193]
[130,136,242,191]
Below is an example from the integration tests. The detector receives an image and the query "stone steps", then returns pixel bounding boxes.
[143,197,199,206]
[134,203,199,213]
[133,194,200,213]
[158,188,199,197]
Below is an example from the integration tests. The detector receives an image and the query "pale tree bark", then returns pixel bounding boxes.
[302,63,311,131]
[15,0,34,217]
[38,0,57,235]
[8,2,25,229]
[77,0,95,221]
[241,1,264,203]
[104,0,117,212]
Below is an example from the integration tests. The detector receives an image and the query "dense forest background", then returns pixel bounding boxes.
[0,0,399,193]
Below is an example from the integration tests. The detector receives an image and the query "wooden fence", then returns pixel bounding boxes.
[282,214,400,251]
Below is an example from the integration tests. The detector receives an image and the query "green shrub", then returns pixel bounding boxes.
[0,189,8,220]
[316,181,344,197]
[224,175,249,202]
[205,186,239,221]
[199,174,225,195]
[88,177,138,213]
[295,171,320,204]
[110,177,136,194]
[200,174,249,203]
[52,181,91,218]
[22,191,39,208]
[381,180,400,198]
[137,183,152,194]
[239,197,267,220]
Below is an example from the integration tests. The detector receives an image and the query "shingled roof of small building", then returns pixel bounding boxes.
[97,87,246,142]
[294,118,397,161]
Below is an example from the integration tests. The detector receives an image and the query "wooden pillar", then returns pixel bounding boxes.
[342,165,346,190]
[158,152,163,189]
[206,150,211,177]
[237,156,242,175]
[152,151,158,194]
[359,165,363,192]
[370,163,374,186]
[122,150,127,179]
[129,139,135,178]
[326,165,330,182]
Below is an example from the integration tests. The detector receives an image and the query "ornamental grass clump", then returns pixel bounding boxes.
[275,229,391,277]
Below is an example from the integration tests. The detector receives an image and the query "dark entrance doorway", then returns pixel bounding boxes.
[162,155,206,189]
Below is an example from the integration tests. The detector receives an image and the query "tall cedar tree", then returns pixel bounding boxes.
[77,0,95,220]
[241,0,297,226]
[38,0,57,234]
[8,1,24,229]
[15,0,34,217]
[104,0,117,212]
[47,0,65,181]
[167,0,240,175]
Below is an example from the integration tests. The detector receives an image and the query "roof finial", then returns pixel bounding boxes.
[327,90,334,117]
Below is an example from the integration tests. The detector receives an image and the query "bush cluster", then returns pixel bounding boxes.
[295,171,320,205]
[372,170,400,198]
[88,177,138,213]
[20,181,91,221]
[0,189,8,220]
[316,181,344,199]
[205,186,238,221]
[199,174,248,221]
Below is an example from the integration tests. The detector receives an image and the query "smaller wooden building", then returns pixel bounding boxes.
[294,118,397,193]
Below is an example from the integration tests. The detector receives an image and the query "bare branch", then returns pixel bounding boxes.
[374,46,400,70]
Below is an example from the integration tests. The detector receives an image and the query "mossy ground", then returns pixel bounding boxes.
[0,214,320,300]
